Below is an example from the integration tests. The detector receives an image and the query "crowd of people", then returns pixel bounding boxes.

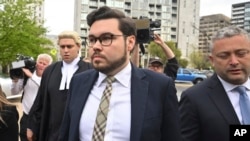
[0,5,250,141]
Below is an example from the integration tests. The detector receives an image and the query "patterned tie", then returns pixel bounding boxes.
[92,76,115,141]
[235,86,250,125]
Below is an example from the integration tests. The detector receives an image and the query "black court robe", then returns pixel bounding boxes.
[28,60,92,141]
[0,106,19,141]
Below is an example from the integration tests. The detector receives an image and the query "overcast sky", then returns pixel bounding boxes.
[44,0,250,35]
[44,0,74,35]
[200,0,249,17]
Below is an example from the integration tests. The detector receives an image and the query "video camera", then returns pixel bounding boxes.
[135,16,161,44]
[9,54,36,79]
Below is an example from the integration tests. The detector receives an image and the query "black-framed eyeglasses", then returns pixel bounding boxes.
[87,33,127,47]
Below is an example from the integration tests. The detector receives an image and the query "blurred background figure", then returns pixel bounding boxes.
[0,84,19,141]
[132,34,179,80]
[148,57,164,73]
[11,53,53,141]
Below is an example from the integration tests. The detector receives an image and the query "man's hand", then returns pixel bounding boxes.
[153,34,164,45]
[22,68,33,78]
[27,128,36,141]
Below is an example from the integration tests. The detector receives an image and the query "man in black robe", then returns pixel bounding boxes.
[27,31,92,141]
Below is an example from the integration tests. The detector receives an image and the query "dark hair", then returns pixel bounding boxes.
[87,6,136,37]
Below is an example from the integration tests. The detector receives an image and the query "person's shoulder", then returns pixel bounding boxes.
[46,61,61,70]
[74,69,96,78]
[41,61,61,75]
[0,105,18,117]
[78,60,93,69]
[182,77,214,97]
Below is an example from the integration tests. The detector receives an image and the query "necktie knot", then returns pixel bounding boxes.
[235,86,246,95]
[106,76,115,84]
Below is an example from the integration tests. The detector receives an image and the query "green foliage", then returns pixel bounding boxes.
[178,58,188,68]
[0,0,52,73]
[147,42,165,61]
[189,50,211,70]
[147,40,188,68]
[148,41,182,64]
[166,41,182,59]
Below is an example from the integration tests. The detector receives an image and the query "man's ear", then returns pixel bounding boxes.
[209,55,214,67]
[127,35,136,51]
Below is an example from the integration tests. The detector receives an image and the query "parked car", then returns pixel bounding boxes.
[200,70,214,78]
[176,68,207,84]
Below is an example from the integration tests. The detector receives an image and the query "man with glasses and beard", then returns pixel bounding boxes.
[59,6,181,141]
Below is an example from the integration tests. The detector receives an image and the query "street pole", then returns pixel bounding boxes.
[186,35,189,58]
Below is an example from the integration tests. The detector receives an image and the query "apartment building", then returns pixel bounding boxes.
[231,1,250,32]
[74,0,199,60]
[74,0,178,42]
[178,0,200,59]
[75,0,175,39]
[31,1,45,25]
[199,14,230,54]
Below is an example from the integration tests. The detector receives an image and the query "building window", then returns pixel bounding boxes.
[81,13,88,19]
[82,0,88,4]
[245,7,250,12]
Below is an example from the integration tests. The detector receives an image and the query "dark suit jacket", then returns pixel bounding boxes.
[179,74,241,141]
[28,60,92,141]
[59,64,181,141]
[0,106,19,141]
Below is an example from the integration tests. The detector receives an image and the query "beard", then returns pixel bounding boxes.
[92,45,128,74]
[96,54,127,74]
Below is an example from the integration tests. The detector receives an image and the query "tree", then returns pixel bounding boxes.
[189,50,211,70]
[148,41,181,62]
[0,0,53,74]
[178,59,188,68]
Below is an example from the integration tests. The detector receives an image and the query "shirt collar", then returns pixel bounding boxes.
[62,57,80,67]
[96,62,132,87]
[217,75,250,92]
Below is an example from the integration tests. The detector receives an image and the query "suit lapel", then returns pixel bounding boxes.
[70,70,98,137]
[130,66,149,141]
[207,74,240,124]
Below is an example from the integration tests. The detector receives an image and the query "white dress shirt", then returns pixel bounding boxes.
[79,63,132,141]
[218,76,250,124]
[59,57,80,90]
[11,71,41,114]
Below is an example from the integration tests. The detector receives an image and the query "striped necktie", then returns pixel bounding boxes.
[92,76,115,141]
